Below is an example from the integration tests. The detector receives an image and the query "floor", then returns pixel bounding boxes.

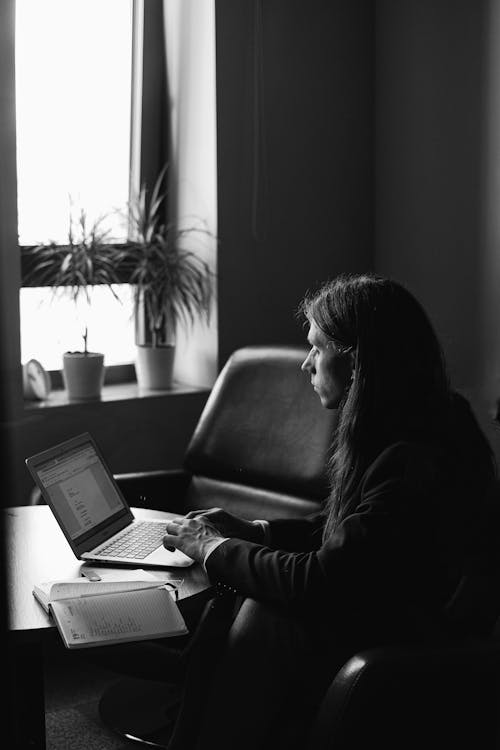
[44,636,150,750]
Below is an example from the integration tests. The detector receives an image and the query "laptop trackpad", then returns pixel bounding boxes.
[146,545,195,568]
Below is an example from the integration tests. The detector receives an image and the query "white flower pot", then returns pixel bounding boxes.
[62,352,105,401]
[135,345,175,390]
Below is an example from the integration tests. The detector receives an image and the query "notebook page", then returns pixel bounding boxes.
[45,568,167,601]
[49,579,163,602]
[50,586,188,648]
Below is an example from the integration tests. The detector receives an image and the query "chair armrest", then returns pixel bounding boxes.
[308,638,500,750]
[114,469,191,513]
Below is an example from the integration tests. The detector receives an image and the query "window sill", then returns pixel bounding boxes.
[24,379,210,411]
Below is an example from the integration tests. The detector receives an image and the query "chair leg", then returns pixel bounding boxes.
[99,677,181,748]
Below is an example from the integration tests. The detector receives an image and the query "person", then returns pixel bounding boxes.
[162,273,497,750]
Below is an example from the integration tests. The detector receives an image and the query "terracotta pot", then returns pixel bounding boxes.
[62,351,105,401]
[135,345,175,390]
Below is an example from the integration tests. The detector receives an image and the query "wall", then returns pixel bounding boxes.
[215,0,375,366]
[480,0,500,406]
[374,0,488,391]
[374,0,500,460]
[0,0,23,503]
[1,5,26,739]
[477,0,500,461]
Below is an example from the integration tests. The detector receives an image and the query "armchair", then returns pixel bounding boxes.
[115,345,336,520]
[102,346,500,749]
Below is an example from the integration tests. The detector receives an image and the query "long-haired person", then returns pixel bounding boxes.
[163,273,497,750]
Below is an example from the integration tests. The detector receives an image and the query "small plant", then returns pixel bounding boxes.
[23,209,121,352]
[118,168,215,348]
[67,325,90,355]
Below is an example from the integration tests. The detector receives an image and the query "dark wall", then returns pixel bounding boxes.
[215,0,375,367]
[374,0,488,390]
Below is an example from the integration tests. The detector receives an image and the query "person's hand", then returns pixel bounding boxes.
[162,514,227,564]
[183,507,263,543]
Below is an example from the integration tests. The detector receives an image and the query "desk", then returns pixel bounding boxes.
[5,505,211,749]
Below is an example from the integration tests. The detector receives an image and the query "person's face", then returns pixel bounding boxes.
[301,320,354,409]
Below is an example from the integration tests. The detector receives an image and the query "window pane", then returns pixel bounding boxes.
[20,285,136,370]
[15,0,133,245]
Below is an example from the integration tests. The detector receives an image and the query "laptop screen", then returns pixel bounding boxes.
[31,437,127,543]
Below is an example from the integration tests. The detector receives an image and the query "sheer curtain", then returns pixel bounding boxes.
[162,0,218,387]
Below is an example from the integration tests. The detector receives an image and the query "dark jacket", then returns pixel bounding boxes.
[205,395,498,646]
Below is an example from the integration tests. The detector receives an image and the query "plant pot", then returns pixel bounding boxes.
[135,345,175,390]
[62,351,105,401]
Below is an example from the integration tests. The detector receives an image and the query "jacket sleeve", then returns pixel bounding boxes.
[204,443,434,616]
[266,511,325,551]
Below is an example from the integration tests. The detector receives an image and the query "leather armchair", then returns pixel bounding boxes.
[309,636,500,749]
[115,345,337,520]
[107,346,500,748]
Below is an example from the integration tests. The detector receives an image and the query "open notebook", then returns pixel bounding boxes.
[33,573,188,649]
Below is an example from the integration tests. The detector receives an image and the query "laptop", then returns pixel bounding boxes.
[25,432,194,568]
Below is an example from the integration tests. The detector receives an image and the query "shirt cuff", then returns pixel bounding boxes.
[202,537,228,570]
[202,520,271,571]
[252,519,271,545]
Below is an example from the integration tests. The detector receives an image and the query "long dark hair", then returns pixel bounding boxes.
[299,273,454,537]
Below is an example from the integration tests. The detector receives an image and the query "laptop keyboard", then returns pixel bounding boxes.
[94,520,167,559]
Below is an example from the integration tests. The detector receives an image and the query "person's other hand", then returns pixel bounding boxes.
[184,508,262,543]
[162,514,227,563]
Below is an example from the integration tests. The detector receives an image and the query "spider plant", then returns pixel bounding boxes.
[118,168,215,348]
[22,209,121,353]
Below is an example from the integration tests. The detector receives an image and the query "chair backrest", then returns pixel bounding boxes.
[183,346,338,520]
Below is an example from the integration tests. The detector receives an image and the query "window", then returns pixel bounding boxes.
[16,0,136,368]
[20,285,136,371]
[16,0,133,245]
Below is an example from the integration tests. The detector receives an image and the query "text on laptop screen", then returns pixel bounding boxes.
[36,442,125,540]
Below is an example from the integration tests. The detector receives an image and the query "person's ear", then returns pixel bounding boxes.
[348,349,356,381]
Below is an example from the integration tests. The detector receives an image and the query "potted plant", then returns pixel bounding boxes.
[118,168,215,390]
[23,210,121,401]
